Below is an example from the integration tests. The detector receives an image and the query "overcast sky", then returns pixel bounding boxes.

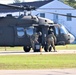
[0,0,38,4]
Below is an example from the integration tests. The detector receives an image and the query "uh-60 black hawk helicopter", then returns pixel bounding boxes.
[0,3,75,52]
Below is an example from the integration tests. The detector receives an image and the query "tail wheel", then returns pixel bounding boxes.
[23,46,30,52]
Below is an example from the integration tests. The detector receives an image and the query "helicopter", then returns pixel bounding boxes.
[0,3,75,52]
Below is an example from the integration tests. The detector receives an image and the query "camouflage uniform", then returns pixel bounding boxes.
[47,29,57,52]
[30,33,39,49]
[38,31,42,44]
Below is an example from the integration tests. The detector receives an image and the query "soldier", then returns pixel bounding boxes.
[47,28,57,52]
[30,32,39,50]
[38,31,42,44]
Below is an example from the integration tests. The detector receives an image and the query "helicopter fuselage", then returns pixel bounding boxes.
[0,15,75,52]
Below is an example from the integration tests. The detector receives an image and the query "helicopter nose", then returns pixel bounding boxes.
[69,33,75,43]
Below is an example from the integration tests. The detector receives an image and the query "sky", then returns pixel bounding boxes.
[0,0,38,4]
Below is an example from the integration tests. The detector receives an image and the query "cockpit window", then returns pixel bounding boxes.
[60,25,68,34]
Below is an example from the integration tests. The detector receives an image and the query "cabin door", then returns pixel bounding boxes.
[0,26,14,46]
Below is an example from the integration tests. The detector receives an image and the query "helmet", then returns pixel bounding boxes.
[50,28,53,32]
[38,31,42,35]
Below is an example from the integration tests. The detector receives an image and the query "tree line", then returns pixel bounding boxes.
[59,0,76,8]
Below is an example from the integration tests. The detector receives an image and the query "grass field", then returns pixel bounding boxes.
[0,54,76,69]
[56,44,76,50]
[0,44,76,70]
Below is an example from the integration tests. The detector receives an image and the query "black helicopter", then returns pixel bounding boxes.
[0,3,75,52]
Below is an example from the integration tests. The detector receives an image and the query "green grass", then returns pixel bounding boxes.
[0,54,76,69]
[56,44,76,50]
[0,47,23,51]
[0,44,76,51]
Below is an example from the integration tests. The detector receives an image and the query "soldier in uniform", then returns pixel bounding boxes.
[30,32,39,50]
[38,31,42,44]
[47,28,57,52]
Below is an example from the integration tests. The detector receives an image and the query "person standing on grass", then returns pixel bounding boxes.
[47,28,57,52]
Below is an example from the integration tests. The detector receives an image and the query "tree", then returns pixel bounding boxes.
[59,0,76,8]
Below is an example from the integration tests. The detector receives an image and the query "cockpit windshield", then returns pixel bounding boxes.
[60,25,68,34]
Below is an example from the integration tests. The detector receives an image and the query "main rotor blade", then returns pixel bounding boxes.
[36,10,76,18]
[0,4,24,10]
[0,4,35,11]
[39,8,75,10]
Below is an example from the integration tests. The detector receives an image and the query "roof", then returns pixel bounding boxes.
[12,0,53,8]
[0,0,53,13]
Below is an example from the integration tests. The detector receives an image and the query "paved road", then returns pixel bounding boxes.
[0,50,76,55]
[0,69,76,75]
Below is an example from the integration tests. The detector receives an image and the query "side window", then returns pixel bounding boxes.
[55,27,59,36]
[17,27,25,38]
[60,28,65,34]
[40,13,45,18]
[67,13,72,21]
[53,14,58,23]
[26,28,34,36]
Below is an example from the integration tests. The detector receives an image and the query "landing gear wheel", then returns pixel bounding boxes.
[23,46,30,52]
[44,44,48,52]
[44,44,52,52]
[49,46,52,52]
